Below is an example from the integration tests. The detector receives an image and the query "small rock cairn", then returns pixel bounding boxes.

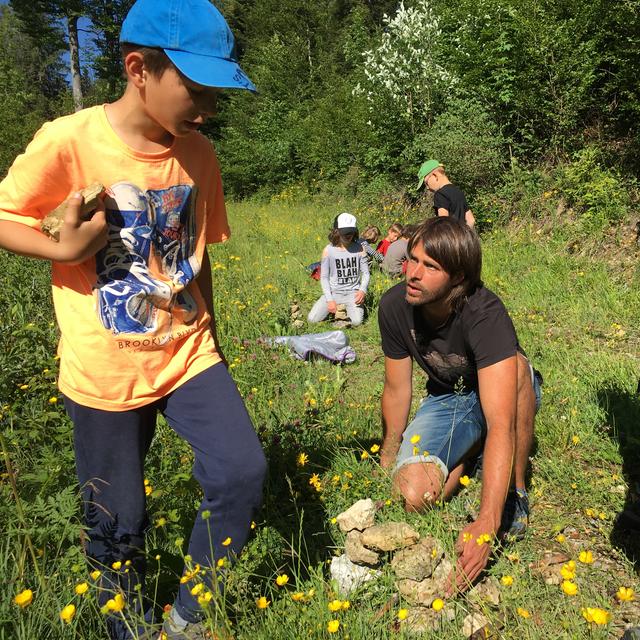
[330,498,503,636]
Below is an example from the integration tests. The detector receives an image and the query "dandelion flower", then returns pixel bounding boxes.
[14,589,33,608]
[561,580,578,596]
[459,475,470,487]
[560,562,576,580]
[291,592,305,602]
[410,434,421,444]
[276,574,289,587]
[578,550,594,564]
[145,484,153,496]
[222,537,232,546]
[75,582,89,596]
[432,598,445,611]
[297,453,308,467]
[327,620,340,633]
[370,444,380,453]
[256,596,270,609]
[501,576,514,587]
[328,599,342,612]
[517,607,530,619]
[112,561,122,570]
[571,435,580,445]
[617,586,635,602]
[60,604,76,624]
[341,600,350,610]
[90,570,101,581]
[582,607,610,625]
[398,608,408,621]
[556,534,566,543]
[360,450,369,460]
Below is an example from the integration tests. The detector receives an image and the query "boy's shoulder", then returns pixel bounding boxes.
[36,105,103,140]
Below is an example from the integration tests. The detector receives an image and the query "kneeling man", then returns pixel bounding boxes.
[378,217,541,590]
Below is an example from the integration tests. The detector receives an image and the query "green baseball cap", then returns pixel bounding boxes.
[416,159,442,190]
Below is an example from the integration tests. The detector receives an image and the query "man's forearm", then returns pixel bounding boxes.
[477,422,515,531]
[381,386,412,457]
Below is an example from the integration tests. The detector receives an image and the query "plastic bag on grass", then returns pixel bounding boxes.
[265,330,356,364]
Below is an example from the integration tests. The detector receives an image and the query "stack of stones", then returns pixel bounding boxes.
[289,301,305,329]
[330,498,503,636]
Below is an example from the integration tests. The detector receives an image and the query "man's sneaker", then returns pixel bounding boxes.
[160,613,213,640]
[500,489,529,540]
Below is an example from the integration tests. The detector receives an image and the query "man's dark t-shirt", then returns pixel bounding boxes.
[378,282,520,395]
[433,184,469,224]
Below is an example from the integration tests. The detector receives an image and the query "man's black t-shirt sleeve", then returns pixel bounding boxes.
[379,286,411,360]
[463,295,519,369]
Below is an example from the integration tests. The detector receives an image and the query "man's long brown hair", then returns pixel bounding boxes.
[407,217,482,310]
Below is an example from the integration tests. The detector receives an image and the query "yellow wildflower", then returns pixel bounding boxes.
[578,550,593,564]
[190,583,204,596]
[517,607,530,619]
[256,596,270,609]
[90,570,101,581]
[328,599,342,612]
[48,396,58,404]
[459,475,470,487]
[370,444,380,453]
[360,450,369,460]
[106,594,125,612]
[572,435,580,445]
[197,591,213,606]
[617,586,635,602]
[60,604,76,624]
[462,532,473,543]
[297,453,308,467]
[501,576,514,587]
[222,537,232,546]
[14,589,33,608]
[291,592,305,602]
[561,580,578,596]
[75,582,89,595]
[341,600,350,610]
[476,533,492,546]
[398,608,408,621]
[582,607,610,625]
[112,561,122,570]
[276,574,289,587]
[432,598,445,611]
[556,534,566,543]
[327,620,340,633]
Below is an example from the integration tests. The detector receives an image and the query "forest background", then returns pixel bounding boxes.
[3,1,640,639]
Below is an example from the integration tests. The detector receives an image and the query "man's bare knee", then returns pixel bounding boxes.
[393,462,444,512]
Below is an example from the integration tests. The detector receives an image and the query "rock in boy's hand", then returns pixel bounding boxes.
[56,192,108,264]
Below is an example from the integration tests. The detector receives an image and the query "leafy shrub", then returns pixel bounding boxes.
[558,146,632,227]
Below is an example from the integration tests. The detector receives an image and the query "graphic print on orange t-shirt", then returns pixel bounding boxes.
[96,181,200,338]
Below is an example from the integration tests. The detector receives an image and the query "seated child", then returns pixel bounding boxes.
[376,222,403,256]
[382,223,419,277]
[358,225,384,265]
[308,212,370,327]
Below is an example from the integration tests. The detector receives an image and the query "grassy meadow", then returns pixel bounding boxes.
[2,196,640,639]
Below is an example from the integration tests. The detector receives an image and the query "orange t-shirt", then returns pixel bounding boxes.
[0,106,230,410]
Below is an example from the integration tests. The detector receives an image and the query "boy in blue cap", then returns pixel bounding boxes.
[0,1,265,638]
[417,159,476,228]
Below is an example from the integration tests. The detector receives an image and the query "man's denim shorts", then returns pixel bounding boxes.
[394,368,542,481]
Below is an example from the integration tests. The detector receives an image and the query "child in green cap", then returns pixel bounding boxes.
[416,160,475,228]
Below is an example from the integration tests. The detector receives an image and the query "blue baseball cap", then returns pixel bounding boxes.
[120,0,256,92]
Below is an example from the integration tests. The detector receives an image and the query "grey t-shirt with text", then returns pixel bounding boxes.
[320,243,370,300]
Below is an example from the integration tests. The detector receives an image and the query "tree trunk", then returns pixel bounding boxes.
[67,14,83,111]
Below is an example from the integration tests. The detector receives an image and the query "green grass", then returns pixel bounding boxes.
[1,199,640,638]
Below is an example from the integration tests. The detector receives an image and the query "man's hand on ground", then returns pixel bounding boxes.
[446,517,496,595]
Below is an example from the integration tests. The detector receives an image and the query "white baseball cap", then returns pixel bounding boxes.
[334,212,357,234]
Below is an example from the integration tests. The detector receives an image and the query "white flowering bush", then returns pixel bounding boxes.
[354,0,457,131]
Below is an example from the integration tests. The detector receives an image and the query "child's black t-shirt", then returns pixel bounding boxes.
[433,184,469,223]
[378,282,520,395]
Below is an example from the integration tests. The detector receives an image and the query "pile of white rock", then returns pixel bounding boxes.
[329,498,503,636]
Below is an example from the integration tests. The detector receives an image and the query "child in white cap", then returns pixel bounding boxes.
[308,212,370,327]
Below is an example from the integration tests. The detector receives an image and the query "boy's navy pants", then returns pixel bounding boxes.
[64,363,266,639]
